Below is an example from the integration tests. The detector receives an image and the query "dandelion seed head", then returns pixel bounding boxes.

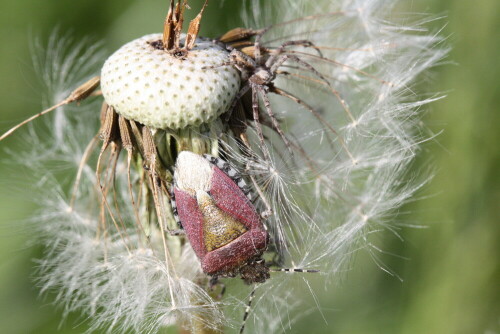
[101,33,240,129]
[4,0,448,332]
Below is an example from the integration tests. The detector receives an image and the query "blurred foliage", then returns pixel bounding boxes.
[0,0,498,333]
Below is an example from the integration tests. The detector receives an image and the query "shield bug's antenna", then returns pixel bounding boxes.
[0,76,100,141]
[271,268,320,273]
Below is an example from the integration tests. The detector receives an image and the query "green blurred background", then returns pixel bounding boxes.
[0,1,498,333]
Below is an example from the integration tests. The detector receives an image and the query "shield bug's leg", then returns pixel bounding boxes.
[0,76,100,141]
[239,286,257,334]
[169,186,182,228]
[208,276,226,300]
[168,229,186,236]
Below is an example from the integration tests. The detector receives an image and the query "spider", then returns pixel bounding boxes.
[213,26,358,176]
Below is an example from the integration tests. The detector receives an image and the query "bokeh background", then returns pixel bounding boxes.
[0,0,498,333]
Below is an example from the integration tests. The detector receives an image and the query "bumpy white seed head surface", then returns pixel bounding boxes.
[101,34,240,129]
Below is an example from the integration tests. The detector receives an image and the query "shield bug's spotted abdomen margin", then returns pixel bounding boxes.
[172,151,270,284]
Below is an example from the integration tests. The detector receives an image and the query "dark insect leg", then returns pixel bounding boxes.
[208,276,226,300]
[239,286,257,334]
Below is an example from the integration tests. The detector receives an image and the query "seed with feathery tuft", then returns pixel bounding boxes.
[101,33,241,130]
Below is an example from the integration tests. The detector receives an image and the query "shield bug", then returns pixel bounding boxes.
[172,151,271,284]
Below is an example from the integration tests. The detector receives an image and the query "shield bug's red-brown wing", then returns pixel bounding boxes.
[201,228,268,274]
[173,187,207,258]
[209,166,262,231]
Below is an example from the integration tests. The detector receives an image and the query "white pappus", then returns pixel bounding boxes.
[0,0,447,333]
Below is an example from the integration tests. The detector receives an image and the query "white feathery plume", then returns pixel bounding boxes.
[2,0,447,333]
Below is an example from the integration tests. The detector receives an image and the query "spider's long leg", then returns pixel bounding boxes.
[266,39,323,68]
[271,86,355,163]
[255,86,295,157]
[237,132,274,218]
[271,53,355,122]
[270,78,337,150]
[270,54,329,90]
[290,50,394,86]
[225,83,250,122]
[253,10,347,48]
[250,86,272,162]
[276,68,355,123]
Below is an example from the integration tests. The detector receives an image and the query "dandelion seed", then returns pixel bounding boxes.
[1,0,447,333]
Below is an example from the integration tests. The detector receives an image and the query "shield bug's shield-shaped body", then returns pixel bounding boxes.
[172,151,270,284]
